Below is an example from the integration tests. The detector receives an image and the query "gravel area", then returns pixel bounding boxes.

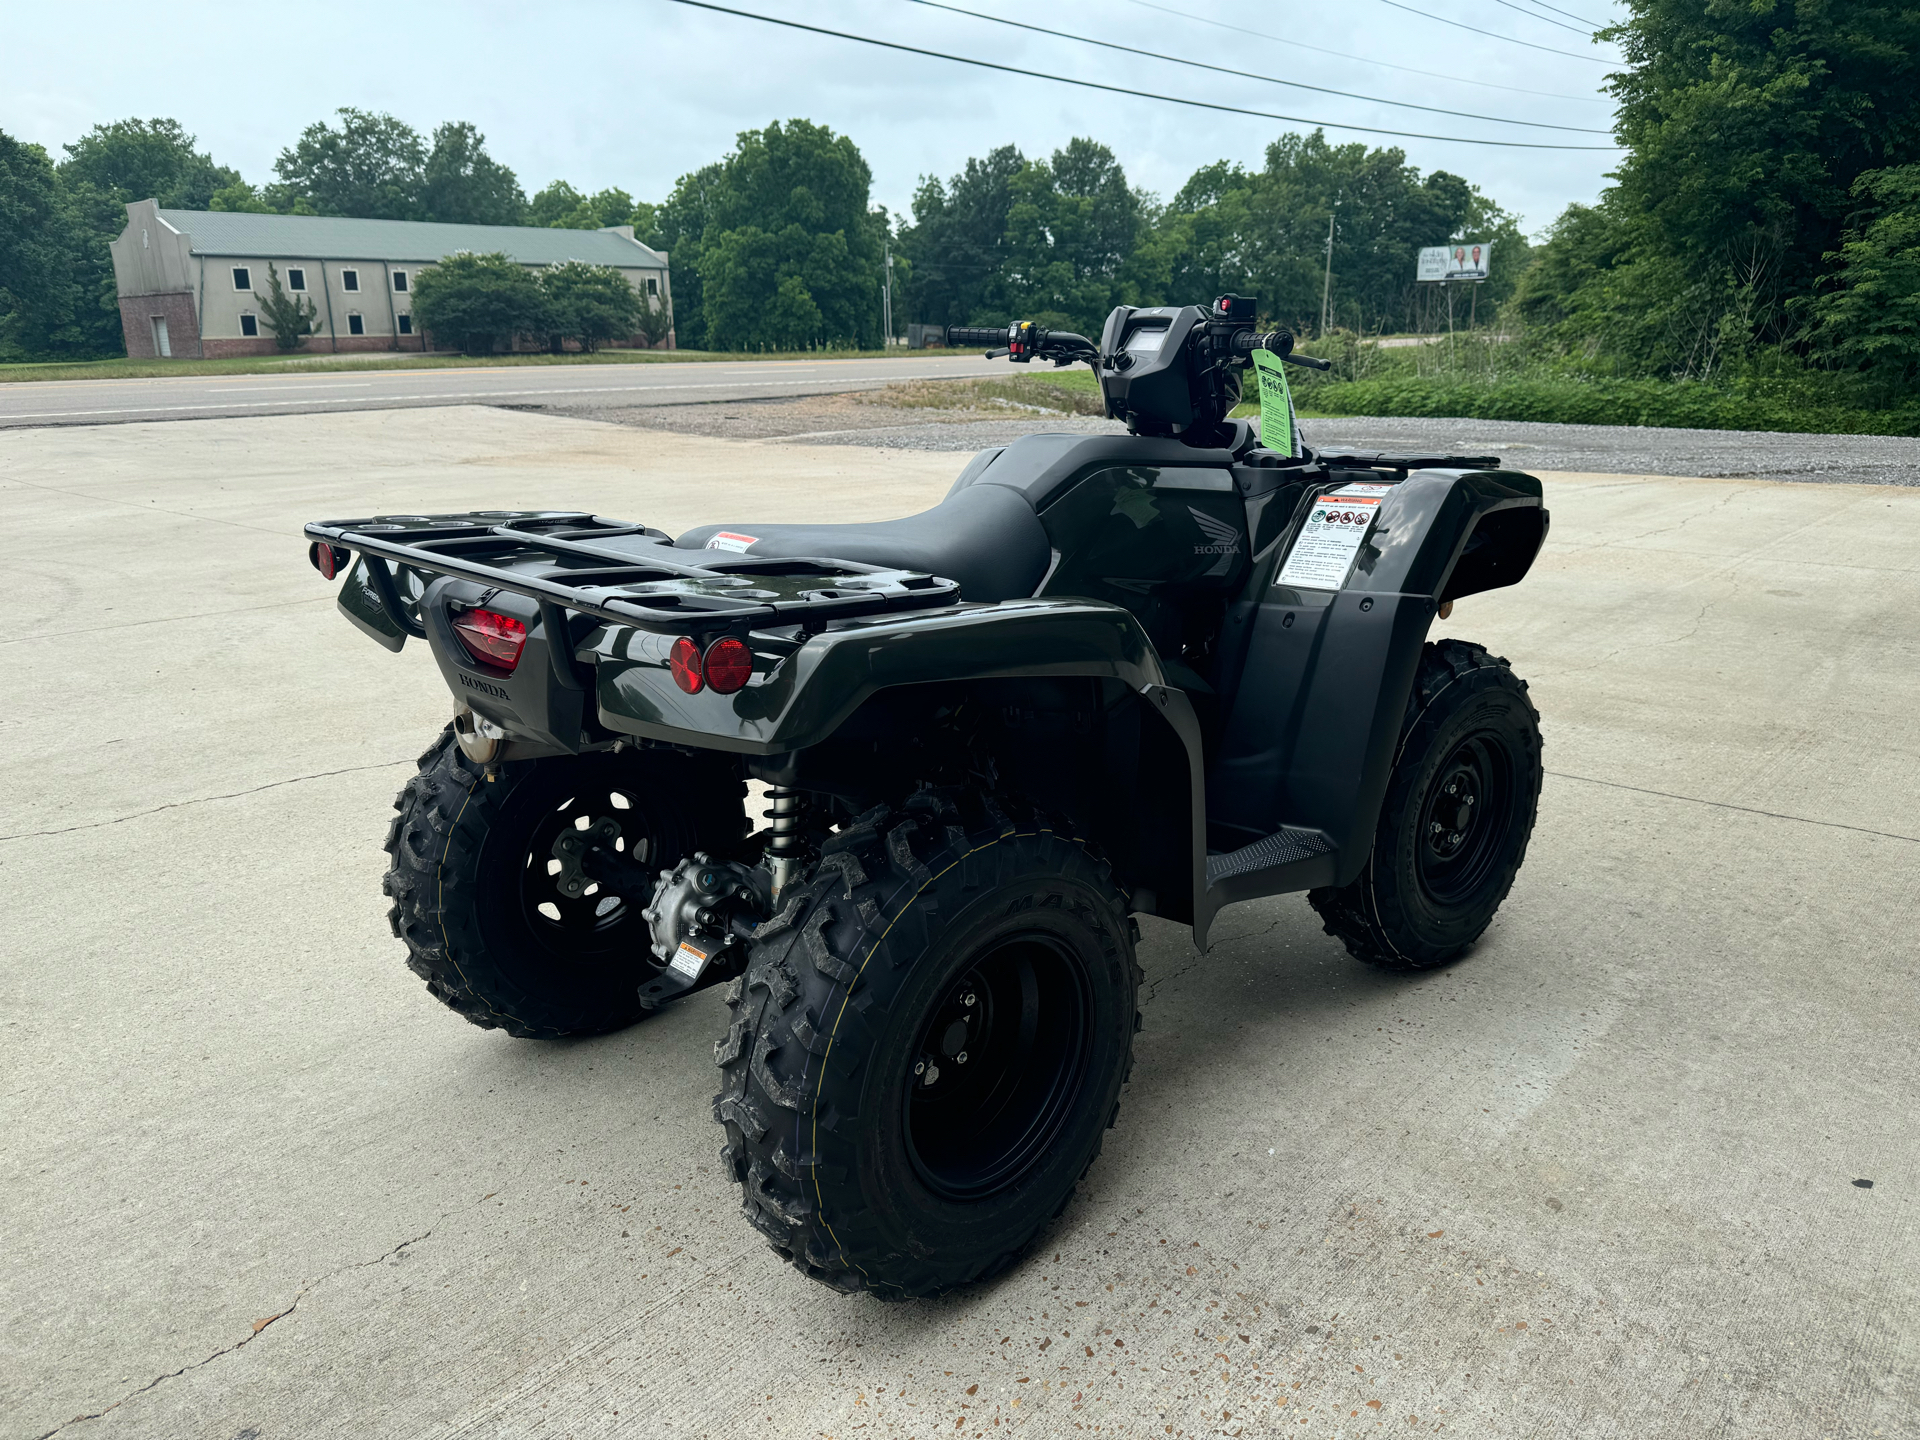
[544,393,1917,486]
[1297,415,1918,487]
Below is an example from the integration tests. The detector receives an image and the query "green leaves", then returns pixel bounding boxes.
[668,120,886,352]
[409,252,549,354]
[1517,0,1918,392]
[254,263,318,352]
[273,108,428,221]
[540,261,645,353]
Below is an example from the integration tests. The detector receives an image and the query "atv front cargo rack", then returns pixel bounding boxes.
[303,510,963,639]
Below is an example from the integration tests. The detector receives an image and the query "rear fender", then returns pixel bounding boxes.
[588,600,1214,943]
[586,597,1166,754]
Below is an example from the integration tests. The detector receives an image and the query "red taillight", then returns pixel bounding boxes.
[451,607,527,672]
[309,542,348,580]
[703,635,753,694]
[669,636,704,694]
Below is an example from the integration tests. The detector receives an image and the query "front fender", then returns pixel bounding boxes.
[585,598,1168,754]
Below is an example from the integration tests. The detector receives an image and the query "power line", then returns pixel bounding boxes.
[1117,0,1609,103]
[658,0,1621,150]
[1372,0,1621,63]
[906,0,1610,133]
[1518,0,1612,30]
[1487,0,1593,36]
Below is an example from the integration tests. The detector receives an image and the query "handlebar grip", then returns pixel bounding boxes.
[946,325,1011,347]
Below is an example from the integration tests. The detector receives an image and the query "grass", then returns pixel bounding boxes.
[0,345,966,385]
[1279,331,1918,437]
[861,369,1107,416]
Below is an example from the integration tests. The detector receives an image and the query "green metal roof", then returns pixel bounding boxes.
[153,208,667,267]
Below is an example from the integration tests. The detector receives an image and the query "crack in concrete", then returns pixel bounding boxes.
[1144,915,1291,1004]
[0,759,413,844]
[1546,769,1918,841]
[37,1229,436,1439]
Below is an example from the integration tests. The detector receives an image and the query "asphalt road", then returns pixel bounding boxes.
[0,353,1010,429]
[4,409,1916,1439]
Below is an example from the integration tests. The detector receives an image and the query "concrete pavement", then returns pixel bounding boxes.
[2,408,1915,1438]
[0,353,1009,429]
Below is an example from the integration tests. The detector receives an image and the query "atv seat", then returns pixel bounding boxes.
[676,481,1052,603]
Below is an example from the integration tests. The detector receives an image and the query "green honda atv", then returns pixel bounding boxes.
[308,295,1547,1297]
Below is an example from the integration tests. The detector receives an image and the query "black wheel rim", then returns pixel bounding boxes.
[1415,733,1515,907]
[903,934,1095,1202]
[519,787,654,958]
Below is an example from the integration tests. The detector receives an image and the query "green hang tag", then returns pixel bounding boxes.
[1250,349,1296,455]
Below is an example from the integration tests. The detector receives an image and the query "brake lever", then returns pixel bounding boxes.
[1282,352,1333,372]
[985,348,1011,359]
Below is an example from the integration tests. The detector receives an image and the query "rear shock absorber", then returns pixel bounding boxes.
[765,787,805,903]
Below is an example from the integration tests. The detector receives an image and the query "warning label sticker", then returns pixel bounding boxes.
[705,531,758,553]
[1276,485,1391,591]
[668,941,710,978]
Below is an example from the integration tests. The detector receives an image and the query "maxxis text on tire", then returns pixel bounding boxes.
[1308,638,1542,971]
[382,727,744,1038]
[713,789,1141,1298]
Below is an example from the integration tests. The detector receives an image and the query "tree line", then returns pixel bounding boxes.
[0,111,666,360]
[2,0,1912,401]
[1511,0,1915,402]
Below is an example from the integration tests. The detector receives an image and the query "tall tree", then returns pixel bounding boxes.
[529,180,637,230]
[274,109,427,220]
[650,161,723,348]
[58,118,238,209]
[898,144,1026,329]
[0,132,84,359]
[669,120,885,351]
[1513,0,1918,378]
[420,122,525,225]
[995,140,1146,335]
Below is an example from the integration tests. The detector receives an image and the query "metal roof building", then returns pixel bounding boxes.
[109,199,673,359]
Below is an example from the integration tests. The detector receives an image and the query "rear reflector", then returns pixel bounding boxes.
[451,607,527,672]
[669,636,704,694]
[309,542,349,580]
[702,635,753,694]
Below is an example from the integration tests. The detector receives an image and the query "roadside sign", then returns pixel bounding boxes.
[1417,242,1492,282]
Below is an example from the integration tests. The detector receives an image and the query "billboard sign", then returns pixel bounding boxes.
[1417,242,1492,282]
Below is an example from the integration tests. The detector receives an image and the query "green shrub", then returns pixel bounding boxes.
[410,251,549,353]
[1305,376,1916,437]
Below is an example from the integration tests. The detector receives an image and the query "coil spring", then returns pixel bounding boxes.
[764,787,804,901]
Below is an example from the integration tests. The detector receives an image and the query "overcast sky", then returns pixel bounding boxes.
[7,0,1627,240]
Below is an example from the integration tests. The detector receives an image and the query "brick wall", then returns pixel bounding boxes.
[119,291,201,359]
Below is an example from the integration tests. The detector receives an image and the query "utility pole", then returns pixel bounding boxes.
[883,247,894,348]
[1319,208,1338,338]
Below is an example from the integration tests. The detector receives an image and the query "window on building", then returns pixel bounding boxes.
[341,268,360,292]
[347,312,365,336]
[239,313,259,337]
[397,314,413,335]
[231,266,252,291]
[646,277,658,296]
[392,270,409,292]
[287,267,307,291]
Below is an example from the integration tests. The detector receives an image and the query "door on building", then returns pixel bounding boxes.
[150,316,172,358]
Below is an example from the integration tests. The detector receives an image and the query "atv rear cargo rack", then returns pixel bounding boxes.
[303,510,963,640]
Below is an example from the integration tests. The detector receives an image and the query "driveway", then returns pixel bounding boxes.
[3,408,1914,1438]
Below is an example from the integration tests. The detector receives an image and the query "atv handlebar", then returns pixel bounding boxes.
[946,326,1010,348]
[951,320,1332,371]
[945,322,1099,365]
[1231,329,1334,371]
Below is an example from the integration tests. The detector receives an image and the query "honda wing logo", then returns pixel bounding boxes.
[1189,507,1241,556]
